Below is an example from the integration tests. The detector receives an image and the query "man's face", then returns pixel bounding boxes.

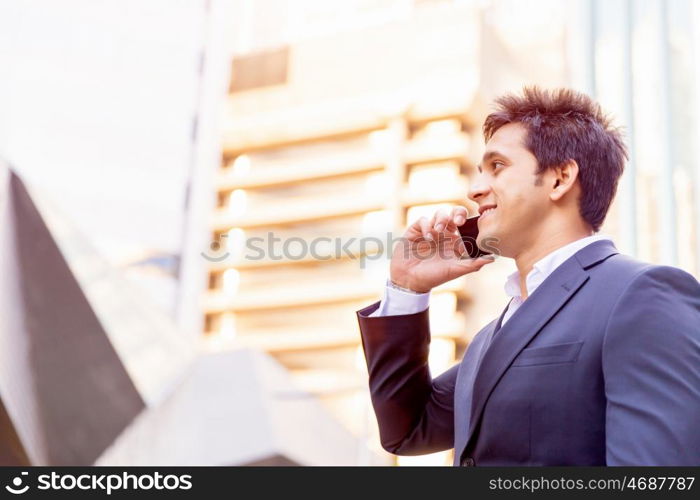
[468,122,552,258]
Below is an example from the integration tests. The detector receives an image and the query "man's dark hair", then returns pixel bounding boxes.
[483,86,628,232]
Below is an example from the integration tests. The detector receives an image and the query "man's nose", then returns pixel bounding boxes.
[467,174,491,203]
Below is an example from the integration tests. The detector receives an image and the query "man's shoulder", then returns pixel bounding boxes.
[590,251,652,279]
[602,251,696,277]
[600,257,700,355]
[598,253,699,299]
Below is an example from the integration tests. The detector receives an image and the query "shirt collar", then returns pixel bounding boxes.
[504,234,612,299]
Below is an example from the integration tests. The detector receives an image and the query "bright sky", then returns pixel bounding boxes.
[0,0,205,263]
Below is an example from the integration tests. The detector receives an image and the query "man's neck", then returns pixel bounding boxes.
[515,227,594,299]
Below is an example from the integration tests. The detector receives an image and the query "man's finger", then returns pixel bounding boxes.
[456,254,496,269]
[445,206,468,232]
[446,254,495,279]
[419,216,434,241]
[452,206,468,226]
[433,210,450,233]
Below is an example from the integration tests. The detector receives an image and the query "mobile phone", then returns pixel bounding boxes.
[457,215,492,258]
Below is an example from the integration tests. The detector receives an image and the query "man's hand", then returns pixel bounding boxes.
[390,206,495,293]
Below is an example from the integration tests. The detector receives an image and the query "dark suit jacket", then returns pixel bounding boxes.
[356,240,700,465]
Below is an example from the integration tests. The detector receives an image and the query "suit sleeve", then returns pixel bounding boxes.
[356,301,456,455]
[602,265,700,465]
[368,282,430,317]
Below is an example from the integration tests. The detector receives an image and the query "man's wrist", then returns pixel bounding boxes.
[387,278,430,295]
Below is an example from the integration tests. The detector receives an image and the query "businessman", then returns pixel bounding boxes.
[356,87,700,465]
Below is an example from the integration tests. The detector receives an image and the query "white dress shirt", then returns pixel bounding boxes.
[369,234,612,323]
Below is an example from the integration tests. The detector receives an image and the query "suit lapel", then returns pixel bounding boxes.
[452,300,512,465]
[460,239,619,457]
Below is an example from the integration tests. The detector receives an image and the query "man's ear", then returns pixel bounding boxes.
[549,159,579,201]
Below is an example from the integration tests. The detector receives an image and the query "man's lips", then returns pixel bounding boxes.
[478,203,497,215]
[478,205,497,220]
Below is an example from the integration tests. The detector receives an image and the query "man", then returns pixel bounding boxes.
[356,87,700,466]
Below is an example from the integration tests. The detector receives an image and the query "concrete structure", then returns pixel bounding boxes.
[0,163,144,465]
[97,349,388,466]
[0,162,382,465]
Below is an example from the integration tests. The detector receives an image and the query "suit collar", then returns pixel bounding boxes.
[457,239,618,460]
[574,238,618,269]
[504,235,612,300]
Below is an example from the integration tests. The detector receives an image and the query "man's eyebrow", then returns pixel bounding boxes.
[482,150,507,163]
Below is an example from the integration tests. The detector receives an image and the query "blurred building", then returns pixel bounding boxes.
[0,161,382,466]
[188,0,700,466]
[197,0,571,465]
[0,164,145,465]
[586,0,700,275]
